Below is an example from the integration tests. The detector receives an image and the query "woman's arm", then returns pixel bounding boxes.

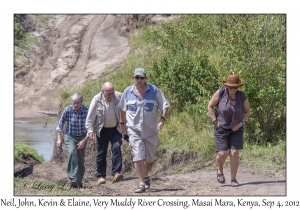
[242,98,251,123]
[231,98,251,131]
[208,90,220,124]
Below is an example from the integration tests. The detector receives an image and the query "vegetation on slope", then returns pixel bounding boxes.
[53,14,286,174]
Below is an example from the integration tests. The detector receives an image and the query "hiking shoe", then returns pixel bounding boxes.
[97,177,106,185]
[145,176,150,189]
[113,173,123,182]
[70,178,78,187]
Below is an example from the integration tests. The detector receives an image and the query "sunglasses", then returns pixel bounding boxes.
[229,87,238,89]
[134,76,145,80]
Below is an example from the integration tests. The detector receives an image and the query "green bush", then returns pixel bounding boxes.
[144,14,286,144]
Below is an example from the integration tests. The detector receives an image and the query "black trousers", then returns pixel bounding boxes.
[96,127,122,178]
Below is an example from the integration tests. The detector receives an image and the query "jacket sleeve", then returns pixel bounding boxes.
[85,97,97,134]
[118,90,127,112]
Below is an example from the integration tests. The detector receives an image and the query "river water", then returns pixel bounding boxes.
[14,117,59,161]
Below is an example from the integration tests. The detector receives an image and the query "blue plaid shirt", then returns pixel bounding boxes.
[56,104,89,136]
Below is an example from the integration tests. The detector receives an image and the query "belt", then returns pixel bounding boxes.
[103,126,117,129]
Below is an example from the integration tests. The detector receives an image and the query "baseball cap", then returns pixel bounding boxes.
[133,68,146,77]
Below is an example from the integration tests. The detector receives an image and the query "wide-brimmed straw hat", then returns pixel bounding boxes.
[222,74,244,88]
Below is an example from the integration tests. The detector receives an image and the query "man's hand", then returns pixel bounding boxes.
[157,119,165,130]
[56,134,63,148]
[77,138,87,149]
[88,132,95,141]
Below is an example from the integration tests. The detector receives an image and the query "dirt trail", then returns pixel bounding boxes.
[30,164,286,196]
[22,142,286,196]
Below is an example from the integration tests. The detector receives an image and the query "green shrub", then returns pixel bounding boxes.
[144,14,286,144]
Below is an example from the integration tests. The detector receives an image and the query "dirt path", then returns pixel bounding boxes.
[23,143,286,196]
[26,162,285,196]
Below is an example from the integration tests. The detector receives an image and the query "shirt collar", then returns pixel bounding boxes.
[130,83,149,92]
[72,105,82,113]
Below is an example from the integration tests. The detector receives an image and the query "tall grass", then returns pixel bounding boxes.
[241,140,286,174]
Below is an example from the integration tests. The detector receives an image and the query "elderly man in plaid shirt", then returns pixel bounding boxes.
[56,92,89,188]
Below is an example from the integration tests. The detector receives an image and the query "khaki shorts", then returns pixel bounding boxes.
[127,128,158,162]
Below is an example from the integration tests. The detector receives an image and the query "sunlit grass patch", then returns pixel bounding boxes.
[14,143,44,163]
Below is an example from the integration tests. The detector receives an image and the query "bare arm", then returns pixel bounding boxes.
[120,109,127,134]
[56,132,63,148]
[162,107,168,117]
[231,98,251,131]
[242,99,251,123]
[157,107,168,130]
[207,90,220,122]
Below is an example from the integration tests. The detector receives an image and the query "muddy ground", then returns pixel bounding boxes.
[16,141,286,196]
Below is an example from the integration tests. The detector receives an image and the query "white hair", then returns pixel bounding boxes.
[71,93,83,102]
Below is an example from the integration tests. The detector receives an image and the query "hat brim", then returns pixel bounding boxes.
[134,73,146,77]
[222,82,244,88]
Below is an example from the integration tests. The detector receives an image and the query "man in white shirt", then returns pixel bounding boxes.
[119,68,170,193]
[85,82,123,184]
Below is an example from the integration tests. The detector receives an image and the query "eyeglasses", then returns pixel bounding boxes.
[229,87,238,90]
[134,76,145,80]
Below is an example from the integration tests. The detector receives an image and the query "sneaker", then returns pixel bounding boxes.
[97,177,106,185]
[145,176,150,189]
[113,173,123,182]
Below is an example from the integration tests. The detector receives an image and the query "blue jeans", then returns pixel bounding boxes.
[96,127,122,178]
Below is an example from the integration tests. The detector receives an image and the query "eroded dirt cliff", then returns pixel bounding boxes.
[14,14,174,118]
